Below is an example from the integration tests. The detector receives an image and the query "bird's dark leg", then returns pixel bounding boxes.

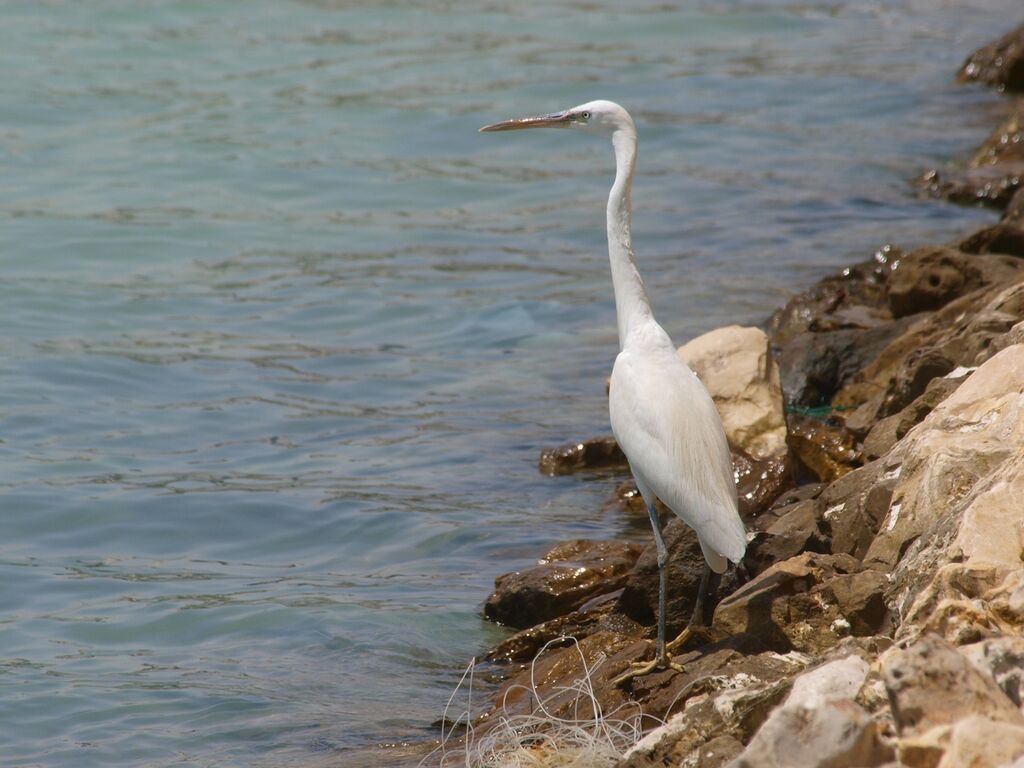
[666,561,714,654]
[614,503,683,686]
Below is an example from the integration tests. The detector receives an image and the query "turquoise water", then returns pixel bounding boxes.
[0,1,1016,765]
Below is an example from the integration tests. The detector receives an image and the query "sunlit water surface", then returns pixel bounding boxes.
[0,0,1018,765]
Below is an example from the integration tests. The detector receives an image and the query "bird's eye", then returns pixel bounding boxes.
[580,111,591,120]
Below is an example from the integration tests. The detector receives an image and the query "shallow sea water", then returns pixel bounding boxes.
[0,0,1019,765]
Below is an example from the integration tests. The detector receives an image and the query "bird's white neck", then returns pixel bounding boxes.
[607,127,653,349]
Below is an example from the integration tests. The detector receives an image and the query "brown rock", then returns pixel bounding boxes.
[744,499,830,578]
[538,436,627,475]
[881,633,1024,738]
[786,413,859,482]
[836,277,1024,432]
[886,246,1021,318]
[615,651,808,767]
[958,23,1024,92]
[862,374,966,461]
[819,459,896,560]
[484,539,643,629]
[713,553,887,655]
[899,724,951,768]
[485,590,644,664]
[1005,187,1024,224]
[610,477,649,515]
[955,222,1024,257]
[768,247,898,348]
[971,105,1024,167]
[921,164,1024,209]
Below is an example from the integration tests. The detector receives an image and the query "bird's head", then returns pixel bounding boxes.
[479,99,634,139]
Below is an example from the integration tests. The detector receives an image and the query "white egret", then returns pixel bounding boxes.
[480,101,746,684]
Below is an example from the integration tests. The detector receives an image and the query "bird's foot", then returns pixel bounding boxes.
[613,652,683,687]
[665,624,712,655]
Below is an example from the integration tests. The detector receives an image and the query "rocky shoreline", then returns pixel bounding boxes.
[439,24,1024,768]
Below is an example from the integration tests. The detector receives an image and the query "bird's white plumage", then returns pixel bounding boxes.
[480,97,746,601]
[608,322,745,572]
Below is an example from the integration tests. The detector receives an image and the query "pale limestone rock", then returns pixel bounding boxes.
[938,715,1024,768]
[897,563,1019,645]
[725,655,887,768]
[784,655,870,709]
[860,344,1024,624]
[678,325,786,459]
[881,634,1024,738]
[899,724,951,768]
[961,635,1024,709]
[728,699,891,768]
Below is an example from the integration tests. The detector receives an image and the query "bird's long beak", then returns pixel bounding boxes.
[479,110,574,132]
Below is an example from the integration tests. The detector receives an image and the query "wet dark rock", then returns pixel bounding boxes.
[733,449,795,521]
[958,23,1024,92]
[786,413,859,483]
[955,222,1024,257]
[1004,187,1024,223]
[612,449,794,523]
[615,518,743,637]
[484,589,644,664]
[713,553,888,655]
[881,633,1024,738]
[610,477,648,515]
[921,165,1024,209]
[775,320,914,409]
[971,105,1024,166]
[483,539,643,629]
[538,436,627,475]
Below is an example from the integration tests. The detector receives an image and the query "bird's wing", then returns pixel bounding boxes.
[609,346,746,566]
